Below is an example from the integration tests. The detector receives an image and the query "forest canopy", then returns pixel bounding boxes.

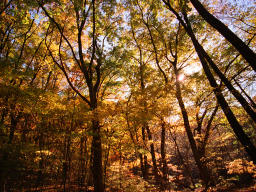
[0,0,256,191]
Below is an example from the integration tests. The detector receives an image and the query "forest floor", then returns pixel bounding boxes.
[18,161,256,191]
[105,161,256,192]
[20,181,256,192]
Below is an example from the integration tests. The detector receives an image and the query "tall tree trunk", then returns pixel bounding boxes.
[145,125,160,183]
[182,13,256,164]
[0,97,9,135]
[36,126,44,190]
[170,130,196,187]
[163,0,256,164]
[139,154,145,178]
[79,134,87,190]
[63,121,72,192]
[174,66,211,186]
[8,113,17,144]
[199,105,219,157]
[160,121,168,181]
[189,0,256,72]
[141,125,148,179]
[8,110,21,144]
[131,21,150,180]
[91,117,104,192]
[188,25,256,122]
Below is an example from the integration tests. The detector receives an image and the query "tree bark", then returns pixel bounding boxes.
[190,0,256,72]
[91,108,104,192]
[182,13,256,164]
[145,125,160,183]
[141,125,149,179]
[160,121,168,181]
[194,34,256,123]
[163,0,256,164]
[8,108,22,144]
[170,130,196,187]
[174,66,211,186]
[234,79,256,109]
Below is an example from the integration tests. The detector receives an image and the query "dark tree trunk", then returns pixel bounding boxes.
[234,79,256,109]
[0,98,8,134]
[139,154,143,175]
[63,122,72,192]
[141,125,148,179]
[160,122,168,181]
[190,0,256,71]
[139,154,146,178]
[163,0,256,164]
[91,118,104,192]
[174,66,211,186]
[196,37,256,123]
[145,125,160,183]
[182,13,256,164]
[79,134,87,190]
[8,111,20,144]
[36,129,44,190]
[170,131,196,187]
[199,105,219,157]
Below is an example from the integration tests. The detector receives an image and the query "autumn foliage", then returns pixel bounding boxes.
[0,0,256,191]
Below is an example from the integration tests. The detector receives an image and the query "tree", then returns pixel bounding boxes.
[189,0,256,72]
[1,0,256,191]
[36,0,124,191]
[162,0,256,164]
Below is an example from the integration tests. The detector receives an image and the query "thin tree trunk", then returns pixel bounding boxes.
[174,66,211,186]
[141,125,148,179]
[63,120,72,192]
[125,101,147,178]
[145,125,160,183]
[79,134,87,190]
[8,109,21,144]
[131,21,151,180]
[139,154,146,178]
[170,130,196,188]
[8,113,16,144]
[160,121,168,181]
[36,126,44,190]
[234,79,256,109]
[199,105,219,157]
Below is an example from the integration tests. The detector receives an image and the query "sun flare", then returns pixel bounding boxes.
[178,74,185,81]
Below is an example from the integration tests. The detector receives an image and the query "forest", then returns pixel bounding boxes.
[0,0,256,191]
